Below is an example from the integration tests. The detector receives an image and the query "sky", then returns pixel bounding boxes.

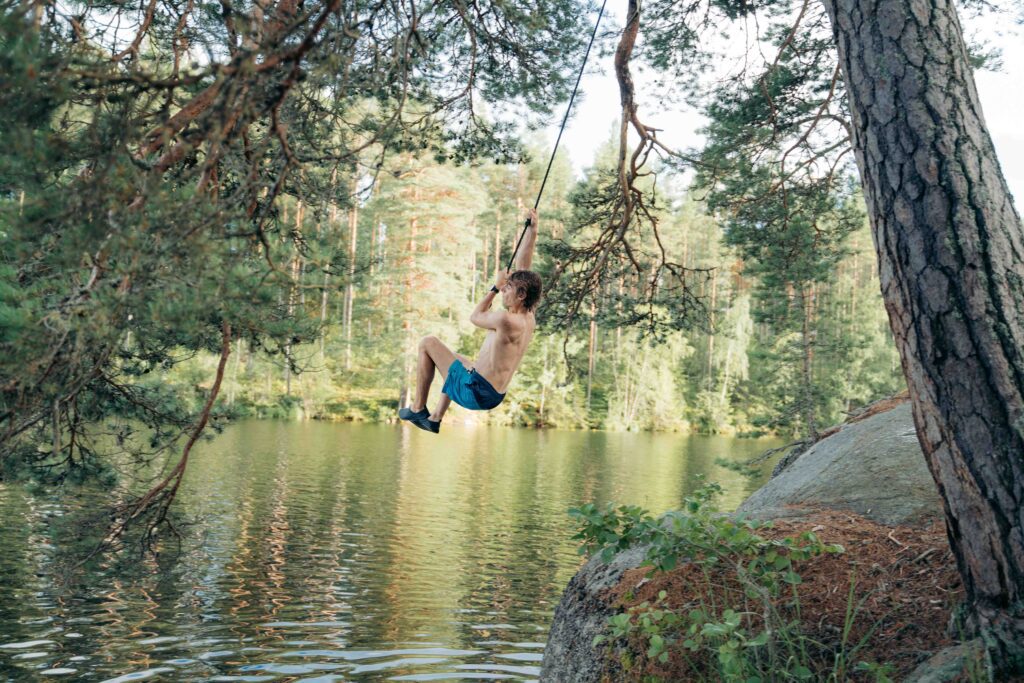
[546,5,1024,205]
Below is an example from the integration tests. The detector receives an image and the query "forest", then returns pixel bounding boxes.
[162,143,903,436]
[3,0,1024,678]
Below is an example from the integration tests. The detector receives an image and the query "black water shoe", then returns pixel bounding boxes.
[399,406,429,423]
[399,406,438,433]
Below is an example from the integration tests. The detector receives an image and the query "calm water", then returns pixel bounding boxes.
[0,421,776,682]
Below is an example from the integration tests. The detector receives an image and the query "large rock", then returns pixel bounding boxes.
[541,402,943,681]
[737,402,942,526]
[904,641,982,683]
[539,545,646,682]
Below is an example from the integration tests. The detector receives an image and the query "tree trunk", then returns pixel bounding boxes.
[586,303,597,412]
[228,338,243,405]
[627,350,648,427]
[284,200,304,397]
[720,334,733,406]
[824,0,1024,670]
[400,183,420,411]
[321,169,339,360]
[494,211,502,275]
[706,269,718,392]
[481,222,489,284]
[320,271,329,361]
[846,253,860,412]
[799,285,817,439]
[540,342,549,423]
[616,277,624,356]
[471,246,478,301]
[344,194,358,370]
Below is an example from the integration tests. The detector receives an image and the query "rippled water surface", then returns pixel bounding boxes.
[0,421,776,681]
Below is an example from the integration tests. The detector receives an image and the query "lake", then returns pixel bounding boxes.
[0,421,777,681]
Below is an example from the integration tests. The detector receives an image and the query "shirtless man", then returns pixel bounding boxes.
[399,209,542,433]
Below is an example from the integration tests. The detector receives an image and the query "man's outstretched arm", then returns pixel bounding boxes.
[514,208,538,272]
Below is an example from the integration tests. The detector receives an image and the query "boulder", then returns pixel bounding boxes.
[737,402,942,526]
[541,402,943,681]
[539,545,646,682]
[903,641,982,683]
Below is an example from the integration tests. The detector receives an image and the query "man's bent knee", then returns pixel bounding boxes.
[419,335,439,351]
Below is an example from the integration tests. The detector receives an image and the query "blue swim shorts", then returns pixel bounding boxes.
[442,360,505,411]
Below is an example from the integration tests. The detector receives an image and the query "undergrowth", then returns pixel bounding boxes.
[569,482,898,682]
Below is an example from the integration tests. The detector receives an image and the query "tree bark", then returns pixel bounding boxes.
[321,168,339,360]
[399,183,420,410]
[344,192,359,370]
[540,342,549,423]
[823,0,1024,670]
[586,303,597,412]
[706,269,718,392]
[284,200,304,397]
[494,212,502,275]
[471,246,478,301]
[228,338,243,405]
[800,285,818,439]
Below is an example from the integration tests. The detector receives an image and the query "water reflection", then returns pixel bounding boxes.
[0,421,777,680]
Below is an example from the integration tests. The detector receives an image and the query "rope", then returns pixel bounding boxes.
[505,0,609,273]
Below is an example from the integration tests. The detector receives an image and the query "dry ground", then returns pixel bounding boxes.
[604,509,964,681]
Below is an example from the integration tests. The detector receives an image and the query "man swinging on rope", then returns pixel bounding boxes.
[399,209,542,433]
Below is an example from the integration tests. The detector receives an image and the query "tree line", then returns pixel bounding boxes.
[182,133,903,437]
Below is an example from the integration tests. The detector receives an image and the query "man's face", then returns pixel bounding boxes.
[500,280,520,309]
